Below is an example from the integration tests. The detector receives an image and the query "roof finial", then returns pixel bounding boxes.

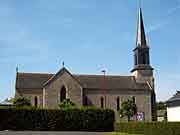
[16,66,18,73]
[62,61,65,68]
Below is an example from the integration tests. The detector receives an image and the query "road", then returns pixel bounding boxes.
[0,131,104,135]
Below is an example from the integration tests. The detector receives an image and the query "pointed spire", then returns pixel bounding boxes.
[136,8,147,47]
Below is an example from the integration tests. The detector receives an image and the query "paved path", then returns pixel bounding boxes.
[0,131,104,135]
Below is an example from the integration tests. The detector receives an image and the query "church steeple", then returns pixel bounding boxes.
[131,8,153,72]
[131,8,154,84]
[136,8,147,47]
[132,5,156,121]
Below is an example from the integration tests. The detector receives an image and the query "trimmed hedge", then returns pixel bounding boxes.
[0,108,114,131]
[115,122,180,135]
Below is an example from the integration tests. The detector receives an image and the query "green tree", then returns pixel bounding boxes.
[8,97,15,103]
[164,111,167,121]
[13,96,31,108]
[156,101,166,110]
[119,98,137,122]
[58,98,76,109]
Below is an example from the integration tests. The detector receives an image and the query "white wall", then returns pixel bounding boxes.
[167,106,180,122]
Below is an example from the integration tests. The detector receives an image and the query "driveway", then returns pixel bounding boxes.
[0,131,104,135]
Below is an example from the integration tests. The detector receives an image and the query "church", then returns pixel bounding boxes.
[15,8,156,121]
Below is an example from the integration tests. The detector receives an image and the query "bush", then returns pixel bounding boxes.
[0,108,114,131]
[58,99,76,109]
[13,97,31,108]
[115,122,180,135]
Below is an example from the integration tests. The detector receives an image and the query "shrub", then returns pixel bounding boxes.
[115,122,180,135]
[58,99,76,109]
[156,101,167,110]
[0,108,114,131]
[13,97,31,108]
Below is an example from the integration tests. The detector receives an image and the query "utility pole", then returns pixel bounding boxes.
[101,70,106,108]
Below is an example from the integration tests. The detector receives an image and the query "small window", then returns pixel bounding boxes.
[83,96,88,106]
[34,96,38,107]
[101,97,104,108]
[117,97,120,111]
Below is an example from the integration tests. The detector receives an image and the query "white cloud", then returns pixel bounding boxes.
[146,0,180,34]
[147,21,169,33]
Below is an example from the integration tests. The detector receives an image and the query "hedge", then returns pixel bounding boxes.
[115,122,180,135]
[0,108,114,131]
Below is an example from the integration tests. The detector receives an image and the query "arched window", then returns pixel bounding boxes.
[101,97,104,108]
[34,96,38,107]
[60,86,66,102]
[117,97,120,111]
[132,96,136,104]
[83,96,88,106]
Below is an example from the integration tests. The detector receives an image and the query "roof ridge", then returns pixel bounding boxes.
[74,74,134,77]
[17,72,54,75]
[17,72,134,77]
[43,67,82,87]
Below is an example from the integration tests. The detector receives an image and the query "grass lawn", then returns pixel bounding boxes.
[105,132,142,135]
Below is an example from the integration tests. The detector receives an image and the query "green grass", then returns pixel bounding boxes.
[105,132,142,135]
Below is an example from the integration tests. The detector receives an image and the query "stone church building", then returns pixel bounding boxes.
[15,8,156,121]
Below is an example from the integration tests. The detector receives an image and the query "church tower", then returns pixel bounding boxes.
[132,8,157,121]
[131,8,154,89]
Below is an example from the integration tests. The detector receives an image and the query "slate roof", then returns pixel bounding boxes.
[74,75,149,90]
[136,8,148,47]
[167,92,180,107]
[167,91,180,102]
[16,71,150,90]
[16,73,54,89]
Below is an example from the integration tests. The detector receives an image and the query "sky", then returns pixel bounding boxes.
[0,0,180,102]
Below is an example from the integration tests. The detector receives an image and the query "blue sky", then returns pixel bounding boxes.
[0,0,180,102]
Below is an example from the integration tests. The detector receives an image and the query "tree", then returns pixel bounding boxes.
[119,98,137,122]
[8,97,15,103]
[58,98,76,109]
[164,111,167,121]
[13,97,31,108]
[156,101,166,110]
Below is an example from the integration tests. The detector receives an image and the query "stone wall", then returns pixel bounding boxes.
[84,89,152,122]
[43,71,83,109]
[15,89,43,107]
